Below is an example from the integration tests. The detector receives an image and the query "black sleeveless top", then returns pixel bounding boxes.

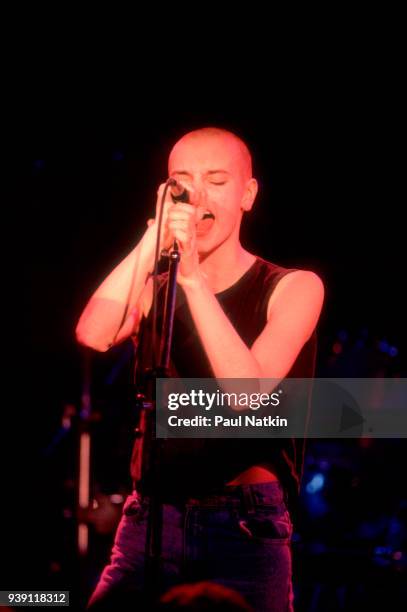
[132,257,316,510]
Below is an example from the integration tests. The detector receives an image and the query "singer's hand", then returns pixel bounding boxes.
[166,202,204,288]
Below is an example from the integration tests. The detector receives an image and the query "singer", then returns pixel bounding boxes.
[76,127,324,611]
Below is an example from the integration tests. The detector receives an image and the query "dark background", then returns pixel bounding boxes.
[4,55,406,609]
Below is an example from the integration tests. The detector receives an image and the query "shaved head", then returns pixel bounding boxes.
[169,127,253,181]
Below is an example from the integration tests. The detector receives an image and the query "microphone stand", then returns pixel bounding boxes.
[131,179,187,603]
[140,240,181,602]
[132,214,181,604]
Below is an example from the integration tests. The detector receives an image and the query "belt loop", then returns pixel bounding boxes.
[240,485,256,516]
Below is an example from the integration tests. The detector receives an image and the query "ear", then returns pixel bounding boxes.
[241,178,258,212]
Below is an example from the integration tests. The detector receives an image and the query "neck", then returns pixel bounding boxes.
[199,239,256,294]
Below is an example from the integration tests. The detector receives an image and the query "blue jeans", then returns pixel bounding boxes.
[88,481,294,611]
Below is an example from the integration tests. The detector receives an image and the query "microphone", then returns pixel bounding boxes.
[167,178,189,203]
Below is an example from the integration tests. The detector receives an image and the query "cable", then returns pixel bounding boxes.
[151,180,173,369]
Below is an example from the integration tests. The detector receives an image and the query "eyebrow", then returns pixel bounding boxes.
[171,170,231,177]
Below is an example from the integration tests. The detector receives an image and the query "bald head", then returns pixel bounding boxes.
[168,127,253,182]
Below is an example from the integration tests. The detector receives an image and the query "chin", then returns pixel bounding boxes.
[196,234,212,247]
[197,238,222,258]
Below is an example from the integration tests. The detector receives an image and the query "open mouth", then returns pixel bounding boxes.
[196,210,215,235]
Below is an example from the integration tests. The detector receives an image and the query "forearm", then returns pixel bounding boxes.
[183,277,263,379]
[76,227,155,350]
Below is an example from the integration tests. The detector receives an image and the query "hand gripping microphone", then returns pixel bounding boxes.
[167,178,189,203]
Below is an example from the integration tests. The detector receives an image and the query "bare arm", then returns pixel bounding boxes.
[75,229,154,351]
[163,196,324,385]
[76,184,171,351]
[182,270,324,380]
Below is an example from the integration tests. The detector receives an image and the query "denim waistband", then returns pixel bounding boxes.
[185,481,286,513]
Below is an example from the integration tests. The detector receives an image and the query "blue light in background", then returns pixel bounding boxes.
[306,473,325,494]
[378,340,390,353]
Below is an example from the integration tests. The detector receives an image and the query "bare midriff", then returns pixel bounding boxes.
[226,465,278,486]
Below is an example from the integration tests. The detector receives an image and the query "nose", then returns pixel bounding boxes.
[188,182,208,208]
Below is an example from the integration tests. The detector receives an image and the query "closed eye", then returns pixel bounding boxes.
[210,181,226,185]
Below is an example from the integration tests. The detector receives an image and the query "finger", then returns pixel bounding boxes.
[168,206,203,225]
[155,183,168,210]
[168,213,196,228]
[167,221,191,236]
[170,229,191,245]
[168,203,196,214]
[156,183,167,198]
[167,207,194,221]
[167,218,189,228]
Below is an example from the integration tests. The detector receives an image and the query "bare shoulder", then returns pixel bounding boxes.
[267,269,325,320]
